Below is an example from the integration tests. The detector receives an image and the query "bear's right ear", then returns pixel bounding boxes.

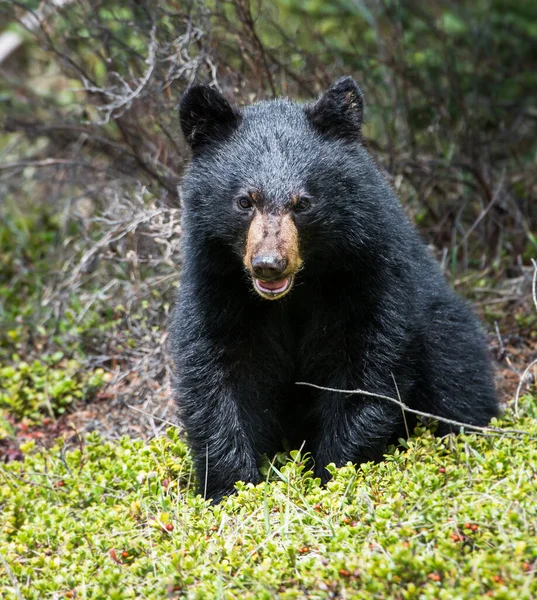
[179,85,241,154]
[305,77,364,142]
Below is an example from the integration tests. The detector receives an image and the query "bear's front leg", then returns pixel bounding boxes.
[311,390,403,483]
[178,377,264,502]
[175,331,287,502]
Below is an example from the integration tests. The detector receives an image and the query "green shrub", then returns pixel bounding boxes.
[0,354,106,424]
[1,401,536,599]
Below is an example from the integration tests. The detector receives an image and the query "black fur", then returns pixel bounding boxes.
[179,85,241,154]
[171,78,499,503]
[305,76,364,141]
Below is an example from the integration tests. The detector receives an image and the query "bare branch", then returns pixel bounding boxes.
[514,359,537,419]
[296,382,536,439]
[514,257,537,417]
[531,258,537,310]
[82,26,158,125]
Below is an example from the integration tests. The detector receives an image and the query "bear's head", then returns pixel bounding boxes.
[179,78,383,301]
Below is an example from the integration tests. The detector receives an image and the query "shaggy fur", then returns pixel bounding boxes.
[171,77,499,503]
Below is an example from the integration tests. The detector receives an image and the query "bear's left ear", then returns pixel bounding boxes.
[179,85,241,154]
[305,77,364,142]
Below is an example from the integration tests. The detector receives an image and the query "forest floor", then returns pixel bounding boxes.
[1,263,536,462]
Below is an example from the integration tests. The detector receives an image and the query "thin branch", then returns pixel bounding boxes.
[391,372,409,438]
[61,208,166,289]
[296,382,536,439]
[460,168,505,246]
[514,359,537,419]
[532,258,537,314]
[0,158,103,171]
[0,552,24,600]
[82,26,158,125]
[514,258,537,417]
[127,404,178,428]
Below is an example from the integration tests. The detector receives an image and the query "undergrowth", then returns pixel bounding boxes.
[0,355,106,425]
[1,397,536,599]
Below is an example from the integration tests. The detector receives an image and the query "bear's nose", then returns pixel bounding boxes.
[252,255,288,280]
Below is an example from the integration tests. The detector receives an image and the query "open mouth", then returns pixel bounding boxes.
[253,275,294,300]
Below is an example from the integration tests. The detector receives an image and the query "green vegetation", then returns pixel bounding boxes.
[1,402,536,599]
[0,207,108,427]
[0,355,106,424]
[0,208,86,361]
[1,1,536,598]
[0,209,63,358]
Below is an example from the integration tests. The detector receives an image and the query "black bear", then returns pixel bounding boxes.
[171,77,499,503]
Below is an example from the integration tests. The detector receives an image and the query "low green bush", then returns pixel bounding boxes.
[0,354,106,424]
[1,399,536,599]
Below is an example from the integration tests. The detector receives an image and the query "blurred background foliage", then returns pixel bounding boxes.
[0,0,536,431]
[1,0,535,259]
[2,0,536,259]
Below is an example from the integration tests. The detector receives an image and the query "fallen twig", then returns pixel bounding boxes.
[296,381,536,439]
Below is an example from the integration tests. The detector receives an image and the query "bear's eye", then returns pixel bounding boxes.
[237,196,253,211]
[294,197,311,212]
